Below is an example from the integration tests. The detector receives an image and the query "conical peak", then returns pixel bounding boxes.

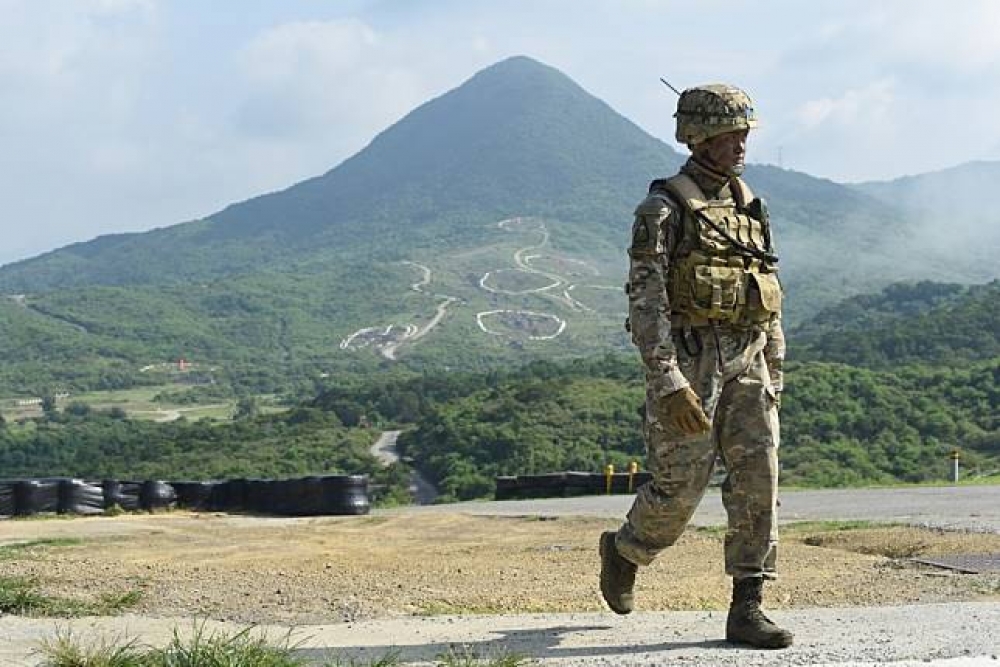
[458,54,583,94]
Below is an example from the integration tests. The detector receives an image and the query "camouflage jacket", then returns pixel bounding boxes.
[627,158,785,398]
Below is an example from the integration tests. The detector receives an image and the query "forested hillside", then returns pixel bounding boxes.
[323,280,997,499]
[2,279,996,499]
[794,280,1000,366]
[381,356,997,500]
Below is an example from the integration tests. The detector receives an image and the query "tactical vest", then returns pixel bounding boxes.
[655,174,782,328]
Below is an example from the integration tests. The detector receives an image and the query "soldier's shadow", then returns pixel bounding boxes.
[294,624,732,664]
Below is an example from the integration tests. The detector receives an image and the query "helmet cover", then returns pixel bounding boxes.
[674,84,758,146]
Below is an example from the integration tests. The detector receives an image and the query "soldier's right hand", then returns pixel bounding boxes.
[658,387,711,436]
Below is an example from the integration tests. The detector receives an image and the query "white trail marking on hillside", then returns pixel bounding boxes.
[477,216,598,340]
[340,261,459,360]
[476,309,567,340]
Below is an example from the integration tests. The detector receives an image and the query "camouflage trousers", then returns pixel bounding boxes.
[616,327,780,579]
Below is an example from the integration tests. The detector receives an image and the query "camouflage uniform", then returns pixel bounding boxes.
[601,82,792,649]
[615,156,785,578]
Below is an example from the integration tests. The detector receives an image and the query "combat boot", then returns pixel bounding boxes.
[725,577,793,649]
[599,531,637,614]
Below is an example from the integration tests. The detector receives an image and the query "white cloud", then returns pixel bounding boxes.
[871,2,1000,73]
[797,80,895,130]
[747,1,1000,180]
[92,0,156,15]
[235,19,425,147]
[0,0,167,262]
[240,19,378,85]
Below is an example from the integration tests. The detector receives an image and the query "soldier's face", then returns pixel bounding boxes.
[699,129,749,176]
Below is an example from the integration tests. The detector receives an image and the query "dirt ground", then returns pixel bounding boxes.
[1,512,999,625]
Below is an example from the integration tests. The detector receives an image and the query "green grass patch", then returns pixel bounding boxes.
[37,624,534,666]
[324,652,402,667]
[414,599,556,617]
[174,404,238,421]
[960,473,1000,485]
[40,624,305,667]
[71,386,175,405]
[0,537,83,559]
[0,576,51,615]
[0,383,290,425]
[38,629,145,667]
[435,646,534,667]
[0,576,142,617]
[691,525,726,537]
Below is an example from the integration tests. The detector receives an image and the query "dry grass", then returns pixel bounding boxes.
[1,512,998,625]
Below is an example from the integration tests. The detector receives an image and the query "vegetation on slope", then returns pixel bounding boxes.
[793,280,1000,367]
[0,404,411,504]
[3,279,995,500]
[386,356,997,500]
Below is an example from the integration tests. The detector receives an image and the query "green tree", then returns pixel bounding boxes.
[234,396,259,421]
[41,394,58,418]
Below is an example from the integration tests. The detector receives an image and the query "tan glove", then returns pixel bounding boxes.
[656,387,711,436]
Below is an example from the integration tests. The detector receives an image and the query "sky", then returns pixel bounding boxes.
[2,0,999,266]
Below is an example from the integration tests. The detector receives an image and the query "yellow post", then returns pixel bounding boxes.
[628,461,639,493]
[604,464,615,495]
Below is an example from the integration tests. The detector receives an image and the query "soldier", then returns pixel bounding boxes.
[599,84,792,649]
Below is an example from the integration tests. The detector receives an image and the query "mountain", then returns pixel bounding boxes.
[0,56,996,395]
[0,56,684,291]
[0,56,914,296]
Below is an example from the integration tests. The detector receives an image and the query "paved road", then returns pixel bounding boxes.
[370,429,404,465]
[370,430,438,504]
[383,485,1000,533]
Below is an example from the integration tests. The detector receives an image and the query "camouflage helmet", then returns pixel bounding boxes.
[674,84,758,146]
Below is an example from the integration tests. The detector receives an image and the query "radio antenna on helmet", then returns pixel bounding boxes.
[659,77,682,96]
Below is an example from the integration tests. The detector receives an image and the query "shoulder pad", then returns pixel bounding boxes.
[649,178,670,192]
[662,174,708,212]
[731,177,755,207]
[634,191,677,218]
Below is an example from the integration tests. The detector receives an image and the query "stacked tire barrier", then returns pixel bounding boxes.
[0,475,370,518]
[495,471,654,500]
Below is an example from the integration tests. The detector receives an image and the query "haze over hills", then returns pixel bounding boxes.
[0,56,997,394]
[851,161,1000,275]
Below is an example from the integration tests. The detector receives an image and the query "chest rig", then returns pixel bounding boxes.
[655,174,782,328]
